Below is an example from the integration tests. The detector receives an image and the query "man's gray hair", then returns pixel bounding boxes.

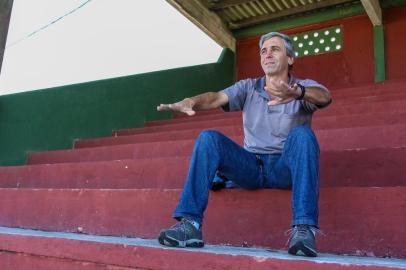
[259,32,295,57]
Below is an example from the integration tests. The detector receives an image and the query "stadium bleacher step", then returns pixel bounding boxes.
[0,187,404,258]
[74,123,406,149]
[2,146,406,188]
[114,110,406,136]
[145,97,406,127]
[27,122,406,164]
[1,227,405,270]
[1,81,406,268]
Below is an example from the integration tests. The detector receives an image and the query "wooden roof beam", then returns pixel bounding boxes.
[165,0,236,52]
[229,0,355,29]
[360,0,382,26]
[208,0,256,10]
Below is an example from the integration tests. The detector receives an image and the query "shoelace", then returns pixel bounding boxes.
[170,219,190,241]
[284,225,325,246]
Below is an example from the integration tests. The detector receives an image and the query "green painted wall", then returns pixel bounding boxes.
[0,49,235,166]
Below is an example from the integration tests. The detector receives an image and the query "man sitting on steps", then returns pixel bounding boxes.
[156,31,332,257]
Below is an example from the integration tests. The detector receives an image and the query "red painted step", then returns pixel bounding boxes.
[27,139,198,165]
[115,111,406,136]
[0,187,404,258]
[76,125,244,148]
[144,99,406,127]
[115,116,243,136]
[320,146,406,187]
[1,227,405,270]
[3,147,406,188]
[332,92,406,105]
[29,123,406,165]
[330,80,406,98]
[0,158,189,189]
[75,123,406,149]
[170,81,406,121]
[168,85,406,121]
[0,251,134,270]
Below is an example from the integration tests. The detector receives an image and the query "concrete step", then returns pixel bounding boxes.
[329,79,406,98]
[333,92,406,105]
[144,99,406,127]
[0,187,404,258]
[75,123,406,149]
[170,80,406,120]
[28,123,406,164]
[27,139,198,165]
[1,227,405,270]
[115,111,406,136]
[3,147,406,188]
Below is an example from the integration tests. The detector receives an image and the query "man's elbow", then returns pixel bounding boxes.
[316,90,332,109]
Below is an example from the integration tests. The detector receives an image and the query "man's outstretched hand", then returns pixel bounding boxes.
[264,78,300,106]
[157,98,196,116]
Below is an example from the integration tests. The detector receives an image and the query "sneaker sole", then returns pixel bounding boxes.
[158,232,204,248]
[288,242,317,257]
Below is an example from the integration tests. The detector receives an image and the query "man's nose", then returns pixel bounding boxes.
[265,49,274,57]
[265,51,274,58]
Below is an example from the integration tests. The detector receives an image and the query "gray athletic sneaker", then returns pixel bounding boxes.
[287,225,317,257]
[158,218,204,248]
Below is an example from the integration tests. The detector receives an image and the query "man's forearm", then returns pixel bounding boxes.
[302,87,332,107]
[187,92,228,111]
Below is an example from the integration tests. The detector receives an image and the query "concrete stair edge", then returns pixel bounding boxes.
[0,187,405,257]
[0,227,405,270]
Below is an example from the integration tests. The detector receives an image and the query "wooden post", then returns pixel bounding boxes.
[0,0,14,75]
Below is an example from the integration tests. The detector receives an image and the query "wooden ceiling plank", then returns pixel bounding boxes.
[263,0,277,12]
[234,4,251,18]
[360,0,382,26]
[290,0,299,7]
[256,1,270,13]
[209,0,256,10]
[165,0,236,51]
[228,5,245,20]
[230,0,355,29]
[242,2,258,16]
[272,0,284,11]
[281,0,292,9]
[222,8,237,21]
[248,1,264,15]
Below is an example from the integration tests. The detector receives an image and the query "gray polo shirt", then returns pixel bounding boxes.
[222,76,329,154]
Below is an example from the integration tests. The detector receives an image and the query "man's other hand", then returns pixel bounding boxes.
[157,98,196,116]
[264,79,300,106]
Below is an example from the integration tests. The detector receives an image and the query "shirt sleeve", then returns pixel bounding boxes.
[298,79,330,113]
[221,79,251,112]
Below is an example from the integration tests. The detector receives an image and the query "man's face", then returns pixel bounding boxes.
[260,37,294,76]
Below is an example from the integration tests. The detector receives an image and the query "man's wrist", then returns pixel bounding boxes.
[295,84,306,100]
[184,97,196,108]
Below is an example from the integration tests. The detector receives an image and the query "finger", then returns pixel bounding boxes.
[267,99,282,106]
[267,97,294,106]
[265,89,284,99]
[183,110,196,116]
[279,80,291,89]
[264,86,282,96]
[157,104,171,111]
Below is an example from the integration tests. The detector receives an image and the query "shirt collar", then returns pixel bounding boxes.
[254,74,296,100]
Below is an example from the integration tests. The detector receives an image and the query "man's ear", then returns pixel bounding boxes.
[288,55,295,66]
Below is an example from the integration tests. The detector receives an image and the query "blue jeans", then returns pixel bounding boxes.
[173,126,320,227]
